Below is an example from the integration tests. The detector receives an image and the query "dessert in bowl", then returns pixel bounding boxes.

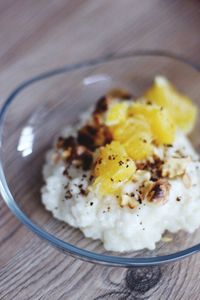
[42,76,199,252]
[1,51,200,266]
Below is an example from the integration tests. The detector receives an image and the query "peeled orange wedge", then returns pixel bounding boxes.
[128,102,176,144]
[93,141,136,195]
[145,76,197,133]
[111,115,151,142]
[110,116,153,160]
[105,102,129,126]
[124,133,153,160]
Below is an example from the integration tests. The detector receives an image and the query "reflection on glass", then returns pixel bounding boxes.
[83,74,111,85]
[17,126,34,157]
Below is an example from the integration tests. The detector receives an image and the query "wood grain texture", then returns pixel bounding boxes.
[0,0,200,299]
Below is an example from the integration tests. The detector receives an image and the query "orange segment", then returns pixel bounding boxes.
[93,141,136,195]
[128,102,176,144]
[145,76,197,133]
[111,115,151,143]
[105,102,129,126]
[124,131,153,160]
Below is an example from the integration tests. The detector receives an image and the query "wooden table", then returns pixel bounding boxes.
[0,1,200,299]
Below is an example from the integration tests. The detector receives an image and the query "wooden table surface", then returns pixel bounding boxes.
[0,1,200,299]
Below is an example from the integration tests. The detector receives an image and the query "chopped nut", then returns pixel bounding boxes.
[62,148,72,159]
[107,88,132,100]
[92,112,103,125]
[174,149,187,158]
[72,146,93,171]
[93,96,110,114]
[76,145,87,156]
[95,125,113,147]
[136,156,163,182]
[65,190,72,199]
[162,157,191,178]
[72,159,82,167]
[93,89,132,116]
[182,173,192,188]
[145,179,170,204]
[161,234,173,242]
[121,195,139,209]
[52,152,61,163]
[57,136,94,171]
[78,124,97,148]
[56,136,76,150]
[132,170,151,182]
[78,124,112,150]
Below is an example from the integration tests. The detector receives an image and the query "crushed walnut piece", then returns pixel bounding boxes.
[107,88,133,100]
[161,233,173,242]
[182,173,192,189]
[136,156,164,182]
[56,135,94,171]
[72,146,93,170]
[121,194,139,209]
[132,170,151,182]
[93,96,111,114]
[162,156,191,179]
[55,93,115,171]
[56,136,76,150]
[77,124,113,151]
[144,179,171,204]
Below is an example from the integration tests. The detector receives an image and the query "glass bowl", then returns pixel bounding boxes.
[1,50,200,267]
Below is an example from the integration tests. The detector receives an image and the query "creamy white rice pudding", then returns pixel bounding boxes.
[41,77,200,252]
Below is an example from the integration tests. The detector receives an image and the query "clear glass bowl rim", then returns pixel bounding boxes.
[1,50,200,267]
